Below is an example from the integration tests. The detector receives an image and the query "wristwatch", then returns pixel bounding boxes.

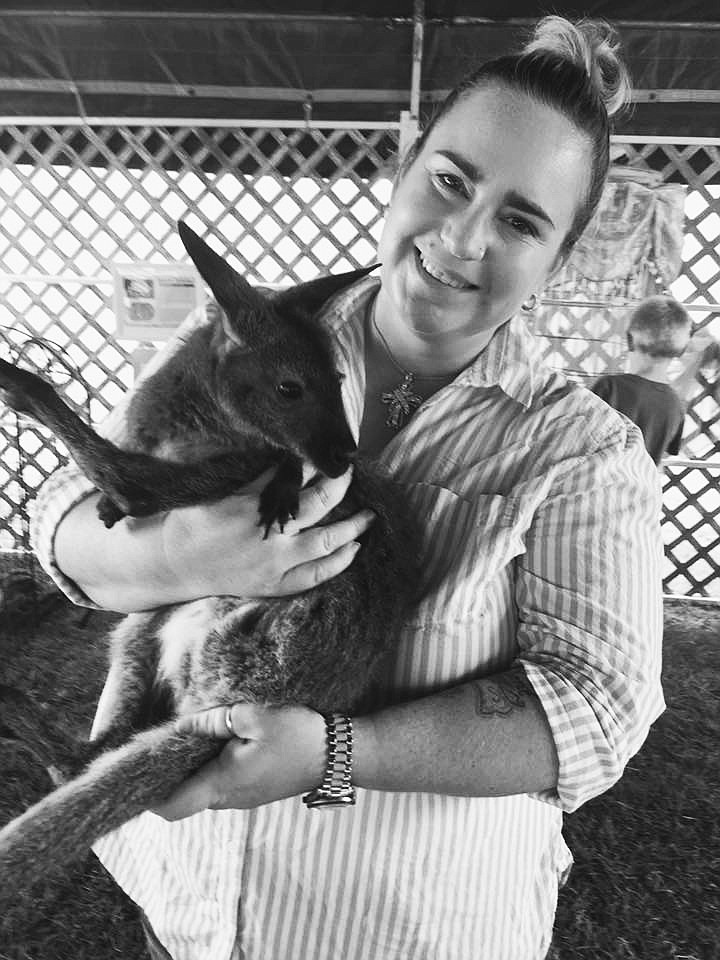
[302,714,356,808]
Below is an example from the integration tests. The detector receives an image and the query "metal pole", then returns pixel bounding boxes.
[410,0,425,122]
[399,0,424,156]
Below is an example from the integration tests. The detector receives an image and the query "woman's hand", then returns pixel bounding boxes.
[153,703,326,819]
[158,467,375,600]
[55,466,374,611]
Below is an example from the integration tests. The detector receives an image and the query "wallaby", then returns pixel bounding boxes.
[0,220,419,907]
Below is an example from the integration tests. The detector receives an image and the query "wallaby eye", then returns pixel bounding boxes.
[276,380,303,400]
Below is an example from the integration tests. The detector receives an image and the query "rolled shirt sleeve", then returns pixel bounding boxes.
[518,418,665,812]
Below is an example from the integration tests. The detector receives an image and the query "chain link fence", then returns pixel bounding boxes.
[1,124,719,595]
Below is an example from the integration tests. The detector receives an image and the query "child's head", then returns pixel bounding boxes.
[627,296,692,358]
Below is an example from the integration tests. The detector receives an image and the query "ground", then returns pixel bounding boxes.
[0,558,718,960]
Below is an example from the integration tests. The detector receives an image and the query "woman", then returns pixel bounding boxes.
[31,16,665,960]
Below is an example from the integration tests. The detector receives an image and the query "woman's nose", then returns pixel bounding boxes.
[440,210,488,261]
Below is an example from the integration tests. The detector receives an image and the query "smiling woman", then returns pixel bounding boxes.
[29,14,664,960]
[373,91,588,355]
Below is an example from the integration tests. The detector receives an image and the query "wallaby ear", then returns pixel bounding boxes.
[272,265,378,318]
[178,221,267,323]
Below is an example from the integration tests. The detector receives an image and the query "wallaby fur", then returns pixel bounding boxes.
[0,220,419,907]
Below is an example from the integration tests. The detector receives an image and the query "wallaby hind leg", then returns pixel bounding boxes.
[90,611,174,745]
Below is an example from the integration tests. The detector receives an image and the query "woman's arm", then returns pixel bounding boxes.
[153,409,665,819]
[154,666,558,820]
[52,471,374,612]
[354,666,558,796]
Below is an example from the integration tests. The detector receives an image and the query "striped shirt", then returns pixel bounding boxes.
[30,276,665,960]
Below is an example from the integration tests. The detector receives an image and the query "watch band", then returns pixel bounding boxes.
[302,714,356,808]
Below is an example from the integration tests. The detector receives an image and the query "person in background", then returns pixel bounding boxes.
[592,295,719,465]
[30,15,665,960]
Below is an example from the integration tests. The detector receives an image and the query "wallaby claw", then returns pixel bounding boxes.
[96,494,127,528]
[258,474,301,539]
[96,485,158,526]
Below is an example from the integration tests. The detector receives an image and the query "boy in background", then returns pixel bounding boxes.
[592,295,717,466]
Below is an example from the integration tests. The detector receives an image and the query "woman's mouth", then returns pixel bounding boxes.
[417,249,475,290]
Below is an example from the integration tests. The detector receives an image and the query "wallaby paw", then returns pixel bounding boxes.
[96,479,163,525]
[258,480,299,537]
[96,494,127,528]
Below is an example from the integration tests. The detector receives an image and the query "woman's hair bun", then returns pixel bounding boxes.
[523,15,632,118]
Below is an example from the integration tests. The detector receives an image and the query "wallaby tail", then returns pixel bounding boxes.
[0,357,119,474]
[0,722,223,909]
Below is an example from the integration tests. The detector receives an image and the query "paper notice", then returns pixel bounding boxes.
[112,262,205,340]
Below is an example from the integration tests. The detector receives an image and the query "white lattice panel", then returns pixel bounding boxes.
[1,126,719,596]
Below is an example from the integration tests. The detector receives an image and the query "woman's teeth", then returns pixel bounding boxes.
[418,252,471,289]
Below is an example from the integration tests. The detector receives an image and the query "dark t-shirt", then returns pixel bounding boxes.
[591,373,685,466]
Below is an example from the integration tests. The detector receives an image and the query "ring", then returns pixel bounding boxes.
[224,705,235,736]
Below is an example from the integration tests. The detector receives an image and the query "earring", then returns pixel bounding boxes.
[521,294,538,313]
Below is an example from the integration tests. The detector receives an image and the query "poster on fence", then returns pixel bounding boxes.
[111,262,205,341]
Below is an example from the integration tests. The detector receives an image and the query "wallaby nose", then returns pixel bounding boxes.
[327,443,357,477]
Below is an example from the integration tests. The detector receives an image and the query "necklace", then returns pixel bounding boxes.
[370,303,450,430]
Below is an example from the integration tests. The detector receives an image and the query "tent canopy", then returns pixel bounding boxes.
[1,2,719,136]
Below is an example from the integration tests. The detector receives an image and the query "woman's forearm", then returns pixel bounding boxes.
[153,666,559,820]
[352,667,559,798]
[52,472,374,614]
[54,494,184,612]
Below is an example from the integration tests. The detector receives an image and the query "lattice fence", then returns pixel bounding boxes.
[0,125,719,596]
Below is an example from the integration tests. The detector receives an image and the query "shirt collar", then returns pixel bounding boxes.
[457,316,539,410]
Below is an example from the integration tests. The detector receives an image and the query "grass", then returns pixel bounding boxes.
[548,599,720,960]
[1,557,718,960]
[0,558,147,960]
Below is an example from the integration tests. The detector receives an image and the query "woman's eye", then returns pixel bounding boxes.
[506,216,538,238]
[435,172,469,197]
[276,380,303,400]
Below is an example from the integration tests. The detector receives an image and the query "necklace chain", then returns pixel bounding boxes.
[370,299,449,431]
[370,307,448,383]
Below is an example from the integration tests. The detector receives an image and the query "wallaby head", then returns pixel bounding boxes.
[178,220,376,477]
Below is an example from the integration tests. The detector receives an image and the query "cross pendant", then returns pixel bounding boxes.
[381,373,423,429]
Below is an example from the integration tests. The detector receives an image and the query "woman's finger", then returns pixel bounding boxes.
[285,509,375,565]
[278,538,363,594]
[153,756,225,821]
[281,470,354,534]
[175,705,237,739]
[176,701,264,739]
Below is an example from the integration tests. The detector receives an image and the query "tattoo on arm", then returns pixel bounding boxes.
[470,667,536,717]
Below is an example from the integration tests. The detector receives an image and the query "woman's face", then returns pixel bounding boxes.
[377,83,592,347]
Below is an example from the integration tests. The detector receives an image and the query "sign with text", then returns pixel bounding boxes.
[112,262,205,340]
